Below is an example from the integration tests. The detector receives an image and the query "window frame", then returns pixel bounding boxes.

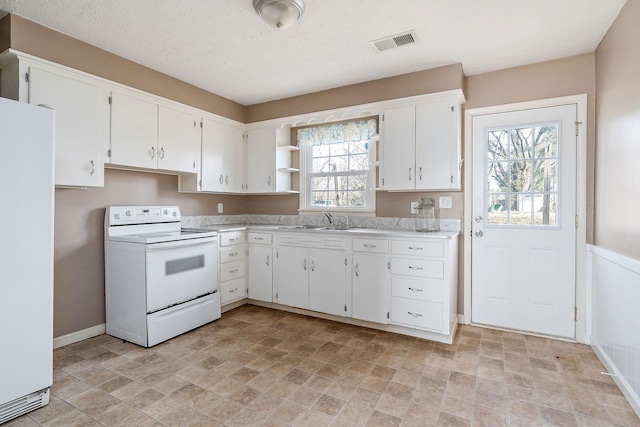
[297,117,378,215]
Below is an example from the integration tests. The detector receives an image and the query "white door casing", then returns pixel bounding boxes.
[471,104,578,339]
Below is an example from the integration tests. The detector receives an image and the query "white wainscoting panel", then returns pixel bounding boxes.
[588,245,640,417]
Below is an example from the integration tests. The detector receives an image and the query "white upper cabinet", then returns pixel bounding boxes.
[381,93,462,191]
[110,92,201,175]
[27,65,109,187]
[380,105,416,190]
[158,106,200,174]
[247,126,297,194]
[109,91,159,170]
[201,118,246,193]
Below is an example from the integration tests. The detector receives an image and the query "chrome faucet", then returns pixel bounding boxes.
[321,212,334,228]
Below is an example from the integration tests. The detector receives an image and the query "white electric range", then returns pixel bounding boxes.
[104,206,220,347]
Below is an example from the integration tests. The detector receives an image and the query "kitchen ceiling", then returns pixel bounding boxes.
[0,0,627,105]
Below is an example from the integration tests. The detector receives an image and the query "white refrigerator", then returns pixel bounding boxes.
[0,97,55,423]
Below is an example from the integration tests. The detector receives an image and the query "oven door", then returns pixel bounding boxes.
[145,237,217,313]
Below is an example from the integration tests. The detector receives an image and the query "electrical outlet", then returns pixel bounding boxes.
[410,201,418,213]
[217,203,223,213]
[439,196,453,209]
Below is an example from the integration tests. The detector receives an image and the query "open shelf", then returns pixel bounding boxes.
[279,145,300,152]
[278,167,300,173]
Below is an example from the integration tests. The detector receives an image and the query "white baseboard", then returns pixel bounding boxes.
[458,313,470,325]
[53,323,105,349]
[592,342,640,418]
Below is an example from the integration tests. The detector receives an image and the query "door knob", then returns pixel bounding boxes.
[475,230,484,238]
[475,216,483,223]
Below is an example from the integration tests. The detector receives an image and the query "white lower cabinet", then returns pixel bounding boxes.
[389,237,458,335]
[218,231,246,305]
[352,238,390,324]
[276,247,309,308]
[275,234,348,314]
[247,232,273,302]
[308,250,348,317]
[233,230,458,341]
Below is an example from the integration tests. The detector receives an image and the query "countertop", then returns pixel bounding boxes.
[191,223,459,239]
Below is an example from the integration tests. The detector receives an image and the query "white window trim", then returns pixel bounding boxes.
[297,124,377,216]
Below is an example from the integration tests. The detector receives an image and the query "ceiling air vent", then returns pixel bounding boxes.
[370,30,419,52]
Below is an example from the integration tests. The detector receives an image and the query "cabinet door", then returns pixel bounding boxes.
[248,245,273,302]
[308,249,347,316]
[415,99,459,190]
[352,253,390,324]
[225,126,246,193]
[110,92,158,169]
[381,105,415,190]
[201,118,226,192]
[157,105,200,174]
[28,67,107,187]
[247,127,275,193]
[276,247,308,308]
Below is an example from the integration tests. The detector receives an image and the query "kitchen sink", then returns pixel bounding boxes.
[277,225,355,231]
[277,225,324,230]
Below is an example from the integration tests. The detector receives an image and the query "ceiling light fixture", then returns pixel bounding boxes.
[253,0,305,29]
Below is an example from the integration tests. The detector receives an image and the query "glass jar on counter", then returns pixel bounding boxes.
[415,197,440,232]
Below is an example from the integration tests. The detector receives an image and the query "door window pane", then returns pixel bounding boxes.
[485,121,560,228]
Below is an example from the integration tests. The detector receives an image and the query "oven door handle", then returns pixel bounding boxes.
[145,236,217,251]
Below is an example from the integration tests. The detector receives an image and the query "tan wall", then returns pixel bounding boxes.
[247,63,464,123]
[53,169,244,337]
[3,14,246,122]
[594,0,640,260]
[0,14,10,53]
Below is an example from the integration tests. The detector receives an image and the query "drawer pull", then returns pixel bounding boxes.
[408,246,423,251]
[229,238,238,242]
[364,244,377,248]
[266,255,270,267]
[229,288,238,293]
[229,252,239,257]
[255,237,264,241]
[229,269,238,274]
[408,266,424,270]
[408,311,423,317]
[408,287,424,292]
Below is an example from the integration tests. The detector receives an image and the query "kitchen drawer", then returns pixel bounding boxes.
[391,257,444,279]
[391,240,444,258]
[390,298,443,332]
[391,276,443,303]
[248,232,272,245]
[352,238,389,254]
[220,231,245,247]
[220,277,246,304]
[220,245,246,264]
[220,259,246,282]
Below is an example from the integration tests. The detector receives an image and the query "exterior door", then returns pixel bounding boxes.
[472,104,577,338]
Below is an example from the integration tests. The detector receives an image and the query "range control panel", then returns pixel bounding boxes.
[106,206,181,226]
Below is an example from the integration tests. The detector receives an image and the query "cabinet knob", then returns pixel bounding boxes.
[408,167,412,181]
[266,255,270,267]
[89,160,95,176]
[150,146,156,159]
[159,147,165,159]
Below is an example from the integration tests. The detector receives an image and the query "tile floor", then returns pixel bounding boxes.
[5,305,640,427]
